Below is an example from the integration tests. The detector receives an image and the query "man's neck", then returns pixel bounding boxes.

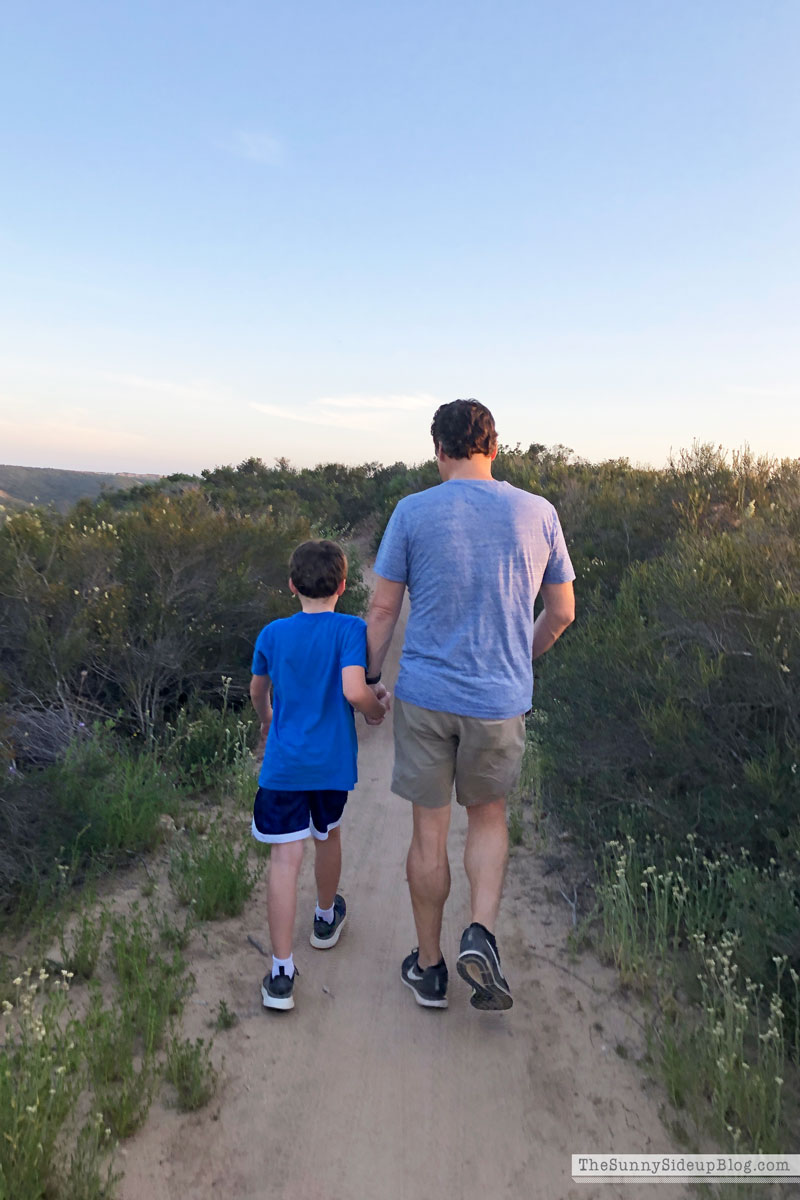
[439,453,495,482]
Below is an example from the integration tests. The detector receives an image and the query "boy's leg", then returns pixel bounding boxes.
[313,824,341,911]
[267,839,305,959]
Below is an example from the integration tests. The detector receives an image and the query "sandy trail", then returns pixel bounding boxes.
[118,578,688,1200]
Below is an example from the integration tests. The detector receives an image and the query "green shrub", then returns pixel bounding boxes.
[539,516,799,860]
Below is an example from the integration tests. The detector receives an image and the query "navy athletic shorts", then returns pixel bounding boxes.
[251,787,348,844]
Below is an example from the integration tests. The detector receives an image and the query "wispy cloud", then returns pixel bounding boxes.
[727,386,798,400]
[250,402,367,431]
[318,393,438,412]
[251,393,442,433]
[0,360,230,406]
[98,372,228,403]
[229,130,283,165]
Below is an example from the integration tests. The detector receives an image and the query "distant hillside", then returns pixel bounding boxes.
[0,464,162,515]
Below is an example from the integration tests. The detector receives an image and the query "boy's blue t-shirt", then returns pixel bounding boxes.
[252,611,367,791]
[374,478,575,720]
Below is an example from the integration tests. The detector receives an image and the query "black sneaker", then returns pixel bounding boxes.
[456,923,513,1010]
[261,966,297,1011]
[400,948,448,1009]
[310,894,347,949]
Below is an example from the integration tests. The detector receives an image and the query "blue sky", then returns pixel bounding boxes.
[1,1,798,473]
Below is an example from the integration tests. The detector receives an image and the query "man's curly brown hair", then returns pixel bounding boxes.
[430,399,497,460]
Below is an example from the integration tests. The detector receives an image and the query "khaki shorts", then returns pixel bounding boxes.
[392,697,526,809]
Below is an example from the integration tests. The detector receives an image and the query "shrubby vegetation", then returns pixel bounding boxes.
[0,477,369,908]
[535,444,799,858]
[1,440,798,1160]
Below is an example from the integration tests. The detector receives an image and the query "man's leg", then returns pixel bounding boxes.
[407,802,452,968]
[313,824,341,911]
[267,839,305,959]
[463,796,508,932]
[458,796,513,1010]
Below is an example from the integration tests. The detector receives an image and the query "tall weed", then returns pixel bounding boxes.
[595,835,800,1151]
[162,679,257,793]
[0,968,109,1200]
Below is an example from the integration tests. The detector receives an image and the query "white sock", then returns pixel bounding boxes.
[315,903,335,924]
[271,953,294,979]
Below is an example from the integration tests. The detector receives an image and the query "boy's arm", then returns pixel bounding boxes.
[341,666,390,721]
[249,674,273,753]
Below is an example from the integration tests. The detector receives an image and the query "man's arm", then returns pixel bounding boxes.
[366,576,406,679]
[249,673,273,756]
[532,581,575,660]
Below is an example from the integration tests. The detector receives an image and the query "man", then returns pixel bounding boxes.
[366,399,575,1011]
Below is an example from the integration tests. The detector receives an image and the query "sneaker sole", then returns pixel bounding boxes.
[261,983,295,1011]
[309,913,347,949]
[400,973,449,1008]
[456,951,513,1011]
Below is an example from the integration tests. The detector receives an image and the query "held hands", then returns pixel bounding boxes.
[364,681,391,726]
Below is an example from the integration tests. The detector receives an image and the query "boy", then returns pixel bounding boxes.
[250,538,389,1010]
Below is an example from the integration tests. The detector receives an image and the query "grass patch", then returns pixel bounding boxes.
[95,1054,158,1139]
[62,1119,120,1200]
[0,729,181,919]
[57,904,108,981]
[212,999,238,1031]
[165,1036,217,1111]
[169,825,262,920]
[108,908,191,1052]
[156,907,195,952]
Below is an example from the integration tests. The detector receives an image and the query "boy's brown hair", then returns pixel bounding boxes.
[289,539,348,599]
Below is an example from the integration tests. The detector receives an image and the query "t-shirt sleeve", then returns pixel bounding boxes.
[251,626,271,675]
[339,618,367,669]
[542,507,576,584]
[373,503,409,583]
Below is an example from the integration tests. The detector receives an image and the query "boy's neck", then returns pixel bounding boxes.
[297,594,339,614]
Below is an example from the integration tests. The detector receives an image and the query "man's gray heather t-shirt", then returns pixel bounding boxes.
[374,479,575,720]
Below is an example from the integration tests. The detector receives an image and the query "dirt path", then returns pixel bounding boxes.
[118,581,688,1200]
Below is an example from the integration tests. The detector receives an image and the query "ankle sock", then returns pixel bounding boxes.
[315,903,335,924]
[271,953,295,979]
